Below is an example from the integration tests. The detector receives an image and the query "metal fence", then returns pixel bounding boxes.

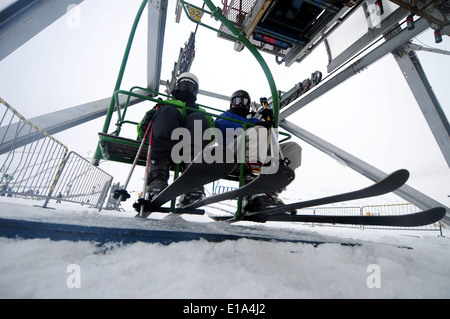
[44,151,113,208]
[212,180,237,195]
[0,97,113,210]
[361,203,441,231]
[296,203,442,232]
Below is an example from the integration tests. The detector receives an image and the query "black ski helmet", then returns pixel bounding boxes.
[229,90,251,117]
[230,90,251,107]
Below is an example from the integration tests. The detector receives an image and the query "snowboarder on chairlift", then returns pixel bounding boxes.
[214,89,302,212]
[137,72,215,206]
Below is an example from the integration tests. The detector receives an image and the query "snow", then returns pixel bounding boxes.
[0,196,449,299]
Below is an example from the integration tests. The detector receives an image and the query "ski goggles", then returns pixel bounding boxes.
[175,78,198,95]
[231,96,250,107]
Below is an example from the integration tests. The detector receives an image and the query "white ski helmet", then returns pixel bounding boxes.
[175,72,199,96]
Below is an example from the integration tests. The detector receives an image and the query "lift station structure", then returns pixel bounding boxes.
[0,0,449,224]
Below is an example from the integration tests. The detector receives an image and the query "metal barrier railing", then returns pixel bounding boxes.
[361,203,441,231]
[212,180,237,195]
[0,97,113,210]
[43,151,113,209]
[296,203,442,232]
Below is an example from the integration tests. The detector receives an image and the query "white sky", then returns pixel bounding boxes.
[0,0,449,208]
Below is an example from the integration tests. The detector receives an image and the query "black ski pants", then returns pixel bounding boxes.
[149,105,209,163]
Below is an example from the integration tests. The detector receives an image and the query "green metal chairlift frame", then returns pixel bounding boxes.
[94,0,291,215]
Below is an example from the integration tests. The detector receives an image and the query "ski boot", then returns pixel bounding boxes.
[147,158,170,199]
[243,193,279,212]
[177,186,206,207]
[266,192,297,215]
[243,192,297,216]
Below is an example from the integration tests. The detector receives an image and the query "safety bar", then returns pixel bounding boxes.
[109,88,292,142]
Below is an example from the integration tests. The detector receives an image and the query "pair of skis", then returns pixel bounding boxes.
[133,159,236,219]
[133,161,446,227]
[279,71,322,109]
[215,169,446,227]
[133,158,295,218]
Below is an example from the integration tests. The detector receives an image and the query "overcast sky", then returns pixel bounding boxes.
[0,0,449,208]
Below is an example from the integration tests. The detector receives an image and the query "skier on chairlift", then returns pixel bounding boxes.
[214,89,302,212]
[137,72,214,206]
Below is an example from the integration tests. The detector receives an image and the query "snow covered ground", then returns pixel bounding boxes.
[0,196,449,299]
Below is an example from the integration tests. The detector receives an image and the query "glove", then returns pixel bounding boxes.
[256,108,274,128]
[113,189,130,201]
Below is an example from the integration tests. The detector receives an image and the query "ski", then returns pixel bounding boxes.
[180,165,295,210]
[243,169,410,220]
[211,207,446,227]
[279,71,322,109]
[212,169,410,223]
[134,158,236,218]
[262,207,446,227]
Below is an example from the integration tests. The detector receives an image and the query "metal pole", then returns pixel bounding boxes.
[393,48,450,167]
